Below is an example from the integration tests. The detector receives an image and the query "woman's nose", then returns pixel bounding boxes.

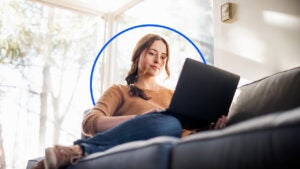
[153,55,159,63]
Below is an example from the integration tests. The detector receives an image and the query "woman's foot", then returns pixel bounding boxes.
[44,145,83,169]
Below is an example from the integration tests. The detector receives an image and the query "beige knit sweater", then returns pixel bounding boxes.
[82,84,174,137]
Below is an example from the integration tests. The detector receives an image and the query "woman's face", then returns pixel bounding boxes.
[138,40,168,77]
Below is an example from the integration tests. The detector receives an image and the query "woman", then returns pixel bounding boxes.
[35,33,227,169]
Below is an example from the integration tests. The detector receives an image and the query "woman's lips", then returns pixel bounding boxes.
[150,65,159,70]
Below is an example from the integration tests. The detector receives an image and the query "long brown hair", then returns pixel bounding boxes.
[125,34,170,100]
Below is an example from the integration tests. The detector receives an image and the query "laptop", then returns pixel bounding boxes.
[163,58,240,130]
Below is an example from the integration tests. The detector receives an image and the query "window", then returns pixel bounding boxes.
[0,0,213,168]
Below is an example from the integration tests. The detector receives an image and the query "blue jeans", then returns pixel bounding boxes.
[74,112,182,154]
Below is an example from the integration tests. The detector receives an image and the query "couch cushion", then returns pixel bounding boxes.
[68,136,178,169]
[227,66,300,125]
[172,107,300,169]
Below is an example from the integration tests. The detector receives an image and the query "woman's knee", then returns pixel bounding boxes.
[138,113,182,137]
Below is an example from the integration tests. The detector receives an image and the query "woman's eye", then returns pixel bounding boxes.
[148,52,156,56]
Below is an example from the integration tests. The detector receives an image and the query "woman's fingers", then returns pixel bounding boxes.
[143,108,165,114]
[143,109,156,114]
[221,116,228,128]
[213,115,227,129]
[214,117,221,129]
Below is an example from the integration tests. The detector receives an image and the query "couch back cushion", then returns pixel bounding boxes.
[227,66,300,126]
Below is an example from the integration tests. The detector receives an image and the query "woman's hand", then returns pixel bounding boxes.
[142,108,165,115]
[210,115,228,130]
[189,115,228,135]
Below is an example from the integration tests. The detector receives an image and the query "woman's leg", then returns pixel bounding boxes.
[74,112,182,154]
[42,112,182,169]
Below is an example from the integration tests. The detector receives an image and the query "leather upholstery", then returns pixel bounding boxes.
[68,136,178,169]
[172,107,300,169]
[227,66,300,126]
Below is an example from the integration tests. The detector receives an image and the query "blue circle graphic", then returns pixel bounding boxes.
[90,24,207,105]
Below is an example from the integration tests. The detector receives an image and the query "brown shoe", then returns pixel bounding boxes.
[44,145,83,169]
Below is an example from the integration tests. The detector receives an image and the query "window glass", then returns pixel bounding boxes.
[0,1,102,168]
[0,0,213,168]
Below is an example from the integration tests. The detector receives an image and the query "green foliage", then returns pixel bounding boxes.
[0,39,20,63]
[0,0,99,65]
[0,0,40,64]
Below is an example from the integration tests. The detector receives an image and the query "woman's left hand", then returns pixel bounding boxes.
[210,115,228,130]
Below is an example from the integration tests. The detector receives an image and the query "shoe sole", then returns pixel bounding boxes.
[45,148,57,169]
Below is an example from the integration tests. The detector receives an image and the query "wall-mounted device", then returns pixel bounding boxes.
[221,2,232,22]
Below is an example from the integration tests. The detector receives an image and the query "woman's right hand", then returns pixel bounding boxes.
[209,115,227,130]
[142,108,165,115]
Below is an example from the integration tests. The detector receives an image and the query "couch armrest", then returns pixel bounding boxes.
[68,136,178,169]
[228,66,300,125]
[26,157,44,169]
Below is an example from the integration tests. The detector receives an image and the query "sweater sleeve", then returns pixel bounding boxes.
[82,85,123,136]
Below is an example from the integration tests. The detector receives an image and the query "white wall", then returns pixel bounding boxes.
[214,0,300,82]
